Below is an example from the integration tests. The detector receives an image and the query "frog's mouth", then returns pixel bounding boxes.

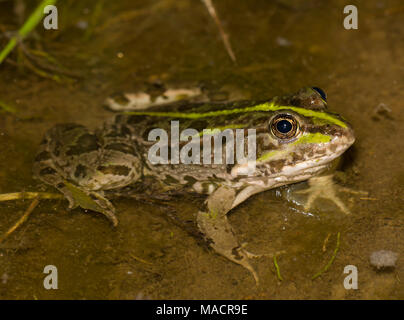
[232,129,355,180]
[279,133,355,177]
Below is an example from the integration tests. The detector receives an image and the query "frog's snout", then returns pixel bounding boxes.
[332,123,355,154]
[344,124,356,147]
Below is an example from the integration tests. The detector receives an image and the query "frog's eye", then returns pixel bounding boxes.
[270,114,299,139]
[312,87,327,101]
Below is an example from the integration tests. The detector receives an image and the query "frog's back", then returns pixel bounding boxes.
[108,99,267,142]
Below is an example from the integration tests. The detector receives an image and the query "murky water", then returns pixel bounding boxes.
[0,0,402,299]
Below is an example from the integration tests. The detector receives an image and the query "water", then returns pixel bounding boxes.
[0,0,402,299]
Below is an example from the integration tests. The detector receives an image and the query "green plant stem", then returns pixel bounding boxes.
[0,99,17,113]
[0,0,58,64]
[312,232,341,280]
[273,255,283,281]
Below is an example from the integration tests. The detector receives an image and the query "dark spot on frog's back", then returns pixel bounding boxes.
[184,175,198,185]
[103,126,121,138]
[97,165,131,176]
[120,125,131,136]
[56,182,65,189]
[105,143,137,156]
[61,123,84,131]
[126,115,148,125]
[164,175,180,184]
[52,123,84,135]
[66,133,99,156]
[53,141,62,157]
[35,150,51,162]
[74,164,88,179]
[175,100,195,112]
[104,124,132,138]
[40,167,57,176]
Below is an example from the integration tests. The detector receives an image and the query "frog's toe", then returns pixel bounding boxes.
[54,185,78,210]
[338,186,369,196]
[197,210,261,285]
[294,175,348,213]
[293,174,366,215]
[68,190,118,226]
[64,195,77,209]
[327,186,368,215]
[233,248,260,285]
[241,244,286,260]
[88,191,119,227]
[98,207,118,227]
[220,244,260,285]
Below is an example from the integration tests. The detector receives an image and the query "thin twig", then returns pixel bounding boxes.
[0,191,63,202]
[0,100,17,114]
[312,232,341,280]
[201,0,237,62]
[20,45,81,79]
[0,197,40,245]
[322,233,331,252]
[130,253,153,265]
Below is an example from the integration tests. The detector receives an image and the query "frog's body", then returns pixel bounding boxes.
[33,87,355,284]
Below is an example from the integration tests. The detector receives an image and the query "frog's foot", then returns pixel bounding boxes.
[294,175,368,215]
[197,210,260,285]
[196,186,265,285]
[59,181,118,226]
[105,87,204,111]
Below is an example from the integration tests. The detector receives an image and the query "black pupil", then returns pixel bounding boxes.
[277,120,292,134]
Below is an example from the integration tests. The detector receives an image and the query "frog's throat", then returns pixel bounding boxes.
[125,101,347,128]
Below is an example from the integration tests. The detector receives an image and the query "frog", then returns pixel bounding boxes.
[33,86,355,284]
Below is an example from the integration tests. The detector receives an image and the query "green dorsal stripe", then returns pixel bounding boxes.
[125,101,347,128]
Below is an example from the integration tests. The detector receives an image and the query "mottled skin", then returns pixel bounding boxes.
[33,87,355,284]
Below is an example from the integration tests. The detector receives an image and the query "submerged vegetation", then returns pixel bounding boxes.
[0,0,57,65]
[0,0,234,83]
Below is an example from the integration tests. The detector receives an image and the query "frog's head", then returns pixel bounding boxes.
[232,87,355,181]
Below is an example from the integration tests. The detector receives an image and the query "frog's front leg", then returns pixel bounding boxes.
[196,186,268,285]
